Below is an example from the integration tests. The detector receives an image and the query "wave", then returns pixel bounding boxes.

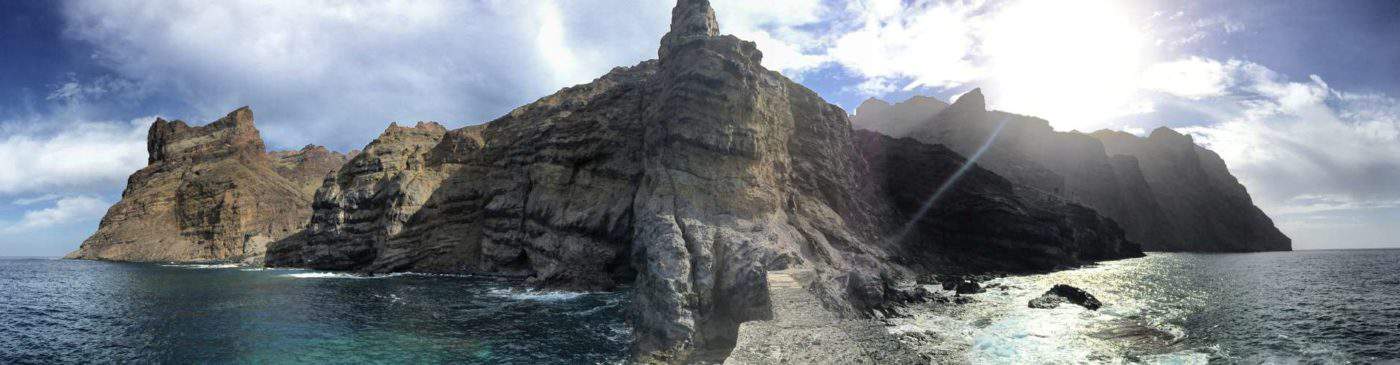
[161,263,241,269]
[488,288,589,302]
[279,272,404,279]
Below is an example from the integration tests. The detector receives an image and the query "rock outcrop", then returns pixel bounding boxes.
[68,107,346,263]
[1028,284,1102,310]
[81,1,1149,362]
[850,91,1290,252]
[261,1,1140,361]
[1093,128,1291,252]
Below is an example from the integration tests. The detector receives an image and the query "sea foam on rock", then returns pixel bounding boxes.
[82,1,1146,362]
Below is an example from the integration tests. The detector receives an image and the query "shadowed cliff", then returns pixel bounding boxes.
[79,1,1147,362]
[850,91,1290,252]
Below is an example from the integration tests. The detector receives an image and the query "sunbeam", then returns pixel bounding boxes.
[886,116,1011,246]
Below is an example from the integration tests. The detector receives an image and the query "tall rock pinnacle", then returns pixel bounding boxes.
[658,0,720,59]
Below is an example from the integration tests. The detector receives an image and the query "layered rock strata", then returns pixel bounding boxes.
[68,107,346,263]
[80,1,1152,362]
[851,91,1290,252]
[264,1,1141,361]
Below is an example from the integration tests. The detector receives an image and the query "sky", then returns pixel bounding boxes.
[1,0,1397,256]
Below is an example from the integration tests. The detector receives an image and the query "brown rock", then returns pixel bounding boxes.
[67,107,341,263]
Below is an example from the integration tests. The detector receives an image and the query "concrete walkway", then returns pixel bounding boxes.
[724,270,924,364]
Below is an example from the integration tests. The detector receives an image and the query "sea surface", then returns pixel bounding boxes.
[0,259,631,364]
[891,249,1400,363]
[3,250,1399,364]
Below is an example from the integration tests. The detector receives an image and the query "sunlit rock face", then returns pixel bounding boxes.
[850,92,1290,252]
[68,107,346,263]
[268,1,1141,361]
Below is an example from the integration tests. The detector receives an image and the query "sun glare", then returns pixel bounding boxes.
[981,0,1149,132]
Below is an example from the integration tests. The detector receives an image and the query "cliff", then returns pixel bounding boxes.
[78,1,1149,362]
[1093,128,1291,252]
[851,91,1290,252]
[67,107,346,263]
[264,1,1140,361]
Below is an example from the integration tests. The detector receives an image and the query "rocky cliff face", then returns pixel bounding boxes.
[261,1,1140,361]
[78,1,1151,362]
[851,91,1289,252]
[68,107,346,263]
[1093,128,1291,252]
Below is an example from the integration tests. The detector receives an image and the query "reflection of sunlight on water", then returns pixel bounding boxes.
[951,256,1214,364]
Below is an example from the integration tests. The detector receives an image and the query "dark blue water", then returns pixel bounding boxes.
[6,251,1400,363]
[0,259,631,364]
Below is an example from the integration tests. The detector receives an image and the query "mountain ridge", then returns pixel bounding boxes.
[851,92,1290,252]
[65,1,1298,363]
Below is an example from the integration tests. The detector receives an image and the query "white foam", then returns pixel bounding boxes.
[162,263,241,269]
[489,288,588,302]
[279,272,403,279]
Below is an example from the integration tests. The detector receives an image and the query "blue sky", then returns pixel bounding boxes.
[1,0,1398,256]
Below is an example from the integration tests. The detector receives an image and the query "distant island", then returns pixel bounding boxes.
[65,0,1288,362]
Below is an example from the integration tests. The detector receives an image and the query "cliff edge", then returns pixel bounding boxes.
[67,108,347,263]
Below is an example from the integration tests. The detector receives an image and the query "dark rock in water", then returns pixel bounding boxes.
[941,277,961,291]
[955,280,984,295]
[80,0,1146,362]
[1029,284,1102,310]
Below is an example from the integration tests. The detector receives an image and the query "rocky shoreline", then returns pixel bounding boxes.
[68,1,1287,363]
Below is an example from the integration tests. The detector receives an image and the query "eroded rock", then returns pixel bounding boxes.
[68,107,345,263]
[1028,284,1102,310]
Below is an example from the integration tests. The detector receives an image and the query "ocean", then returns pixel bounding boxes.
[0,259,631,364]
[3,250,1398,363]
[890,249,1400,363]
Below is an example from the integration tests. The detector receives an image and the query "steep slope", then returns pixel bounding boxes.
[1093,128,1291,252]
[269,1,1141,361]
[852,91,1287,252]
[68,107,345,263]
[850,96,948,138]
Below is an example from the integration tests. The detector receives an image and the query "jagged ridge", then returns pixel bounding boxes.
[850,90,1290,252]
[69,107,348,263]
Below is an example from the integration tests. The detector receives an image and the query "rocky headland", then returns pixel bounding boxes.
[851,91,1290,252]
[71,0,1286,363]
[67,107,347,264]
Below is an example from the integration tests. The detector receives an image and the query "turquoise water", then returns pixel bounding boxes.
[6,250,1400,364]
[0,259,631,364]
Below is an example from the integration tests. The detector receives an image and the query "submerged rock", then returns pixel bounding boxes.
[1028,284,1102,310]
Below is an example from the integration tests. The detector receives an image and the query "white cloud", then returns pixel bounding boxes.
[1172,60,1400,218]
[711,0,830,75]
[56,0,828,151]
[0,117,149,195]
[1,195,110,233]
[824,0,1155,132]
[827,0,986,91]
[13,194,63,206]
[60,0,674,150]
[1141,57,1233,100]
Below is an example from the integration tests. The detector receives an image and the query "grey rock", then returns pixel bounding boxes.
[851,90,1289,253]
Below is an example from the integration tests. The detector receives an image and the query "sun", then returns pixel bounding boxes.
[980,0,1151,132]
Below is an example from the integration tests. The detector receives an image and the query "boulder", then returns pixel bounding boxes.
[1028,284,1102,310]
